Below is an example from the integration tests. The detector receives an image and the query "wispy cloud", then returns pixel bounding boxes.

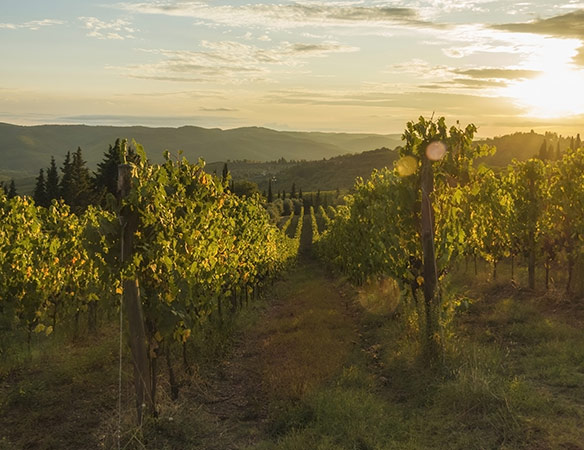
[115,1,440,32]
[0,19,65,31]
[79,17,137,40]
[494,10,584,38]
[454,68,541,80]
[113,40,358,83]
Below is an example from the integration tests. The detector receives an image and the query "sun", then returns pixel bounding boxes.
[502,68,584,119]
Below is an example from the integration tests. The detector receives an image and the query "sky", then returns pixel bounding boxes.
[2,1,584,136]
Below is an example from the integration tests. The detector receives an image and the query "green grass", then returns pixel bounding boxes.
[253,263,584,450]
[3,259,584,449]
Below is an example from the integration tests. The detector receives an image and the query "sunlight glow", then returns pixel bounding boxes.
[503,68,584,118]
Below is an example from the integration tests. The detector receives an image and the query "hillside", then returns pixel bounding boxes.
[207,147,399,192]
[0,122,401,180]
[479,130,574,167]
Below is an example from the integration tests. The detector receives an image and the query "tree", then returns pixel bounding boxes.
[555,140,562,161]
[46,157,60,202]
[232,180,259,198]
[267,179,273,203]
[61,148,93,213]
[222,163,229,183]
[60,151,74,204]
[71,147,93,212]
[94,139,122,201]
[290,183,296,199]
[7,179,17,198]
[576,133,581,150]
[33,169,48,207]
[298,188,303,199]
[538,139,548,160]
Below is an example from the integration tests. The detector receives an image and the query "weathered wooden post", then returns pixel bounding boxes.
[420,142,442,364]
[118,160,152,424]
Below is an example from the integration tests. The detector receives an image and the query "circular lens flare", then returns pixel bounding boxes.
[396,155,418,177]
[426,141,447,161]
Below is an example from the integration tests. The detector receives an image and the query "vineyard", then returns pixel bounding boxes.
[1,118,584,449]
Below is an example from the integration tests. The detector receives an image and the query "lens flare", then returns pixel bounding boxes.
[396,155,418,177]
[426,141,447,161]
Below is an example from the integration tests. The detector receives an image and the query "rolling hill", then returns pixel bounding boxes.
[0,122,402,184]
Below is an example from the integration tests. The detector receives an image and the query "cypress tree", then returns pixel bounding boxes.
[576,133,581,150]
[33,169,48,207]
[538,139,548,160]
[556,140,562,160]
[298,188,303,199]
[290,183,296,199]
[222,163,229,183]
[7,179,17,199]
[46,156,60,202]
[267,179,273,203]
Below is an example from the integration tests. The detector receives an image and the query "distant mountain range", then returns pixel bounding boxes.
[0,121,571,195]
[0,121,401,177]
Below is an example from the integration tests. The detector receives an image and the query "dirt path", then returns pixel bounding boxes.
[195,214,359,449]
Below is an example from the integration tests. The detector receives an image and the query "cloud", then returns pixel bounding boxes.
[261,87,523,119]
[494,10,584,38]
[454,68,541,79]
[113,40,358,83]
[79,17,137,40]
[0,19,64,31]
[200,107,238,112]
[115,1,440,32]
[57,114,243,127]
[493,10,584,66]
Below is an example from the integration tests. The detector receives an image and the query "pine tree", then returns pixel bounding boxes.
[60,151,74,204]
[94,139,122,201]
[70,147,93,212]
[46,156,60,202]
[267,179,273,203]
[33,169,48,207]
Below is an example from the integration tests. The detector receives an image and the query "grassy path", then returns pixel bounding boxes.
[191,213,360,449]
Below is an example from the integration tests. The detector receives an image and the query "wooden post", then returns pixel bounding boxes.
[118,163,152,424]
[420,153,440,363]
